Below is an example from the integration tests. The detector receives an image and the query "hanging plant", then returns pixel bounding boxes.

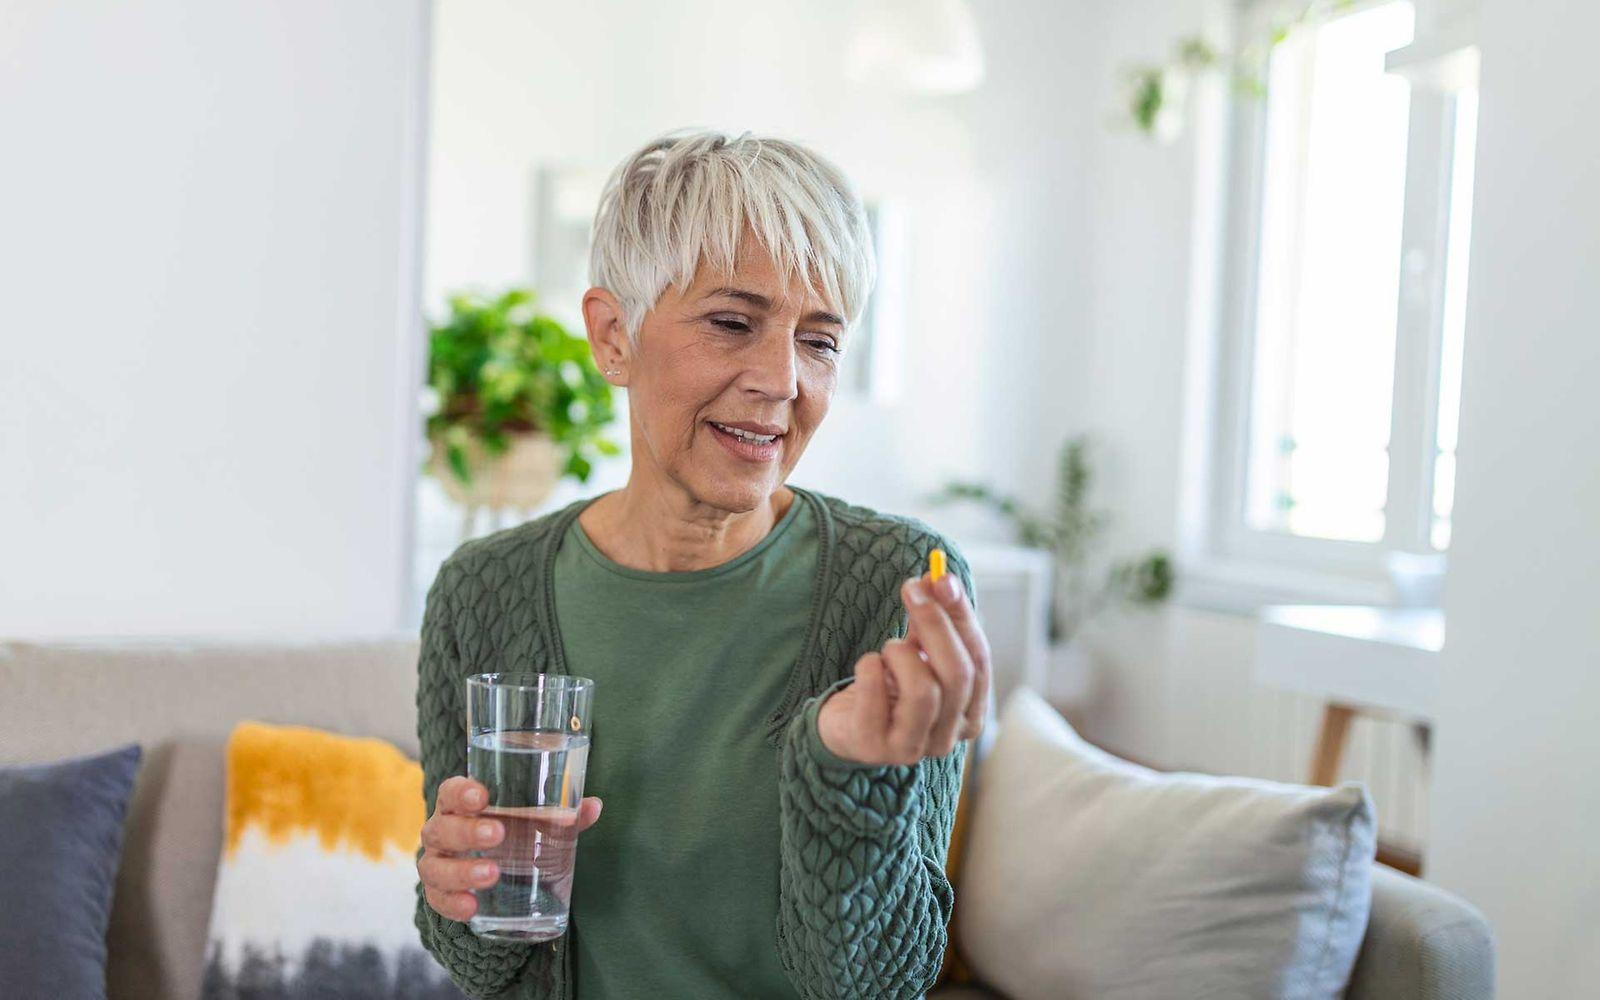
[1117,0,1358,141]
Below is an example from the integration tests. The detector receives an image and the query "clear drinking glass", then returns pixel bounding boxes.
[465,672,594,941]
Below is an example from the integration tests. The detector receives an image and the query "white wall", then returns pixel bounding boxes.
[419,0,1102,611]
[1426,0,1600,993]
[0,1,430,639]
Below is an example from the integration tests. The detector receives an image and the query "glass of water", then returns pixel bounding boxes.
[465,672,594,942]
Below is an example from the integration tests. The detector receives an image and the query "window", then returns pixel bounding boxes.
[1206,0,1480,602]
[1429,86,1477,551]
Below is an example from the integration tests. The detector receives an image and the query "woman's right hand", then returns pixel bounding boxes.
[419,775,604,923]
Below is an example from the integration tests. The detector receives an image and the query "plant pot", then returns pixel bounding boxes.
[427,429,563,511]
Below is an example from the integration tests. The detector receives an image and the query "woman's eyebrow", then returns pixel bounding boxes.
[703,287,844,327]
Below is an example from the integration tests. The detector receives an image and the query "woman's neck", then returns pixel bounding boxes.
[578,479,795,573]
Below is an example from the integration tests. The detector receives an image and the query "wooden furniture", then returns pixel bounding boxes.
[1256,604,1443,874]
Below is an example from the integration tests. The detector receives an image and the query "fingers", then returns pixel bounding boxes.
[422,811,505,855]
[901,577,974,753]
[419,833,497,923]
[419,852,500,894]
[424,883,479,923]
[425,778,501,855]
[930,573,992,739]
[437,775,489,815]
[882,639,943,765]
[852,652,893,751]
[421,782,604,925]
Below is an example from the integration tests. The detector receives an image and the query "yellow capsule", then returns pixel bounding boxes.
[929,547,946,582]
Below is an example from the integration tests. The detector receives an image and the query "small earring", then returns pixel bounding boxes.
[604,367,620,376]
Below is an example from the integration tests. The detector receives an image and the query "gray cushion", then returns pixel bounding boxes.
[0,638,422,1000]
[1346,864,1495,1000]
[0,743,143,1000]
[957,687,1377,1000]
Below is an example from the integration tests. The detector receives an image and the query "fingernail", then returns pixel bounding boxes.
[476,820,498,843]
[466,788,484,808]
[472,862,493,881]
[936,574,959,602]
[905,578,928,606]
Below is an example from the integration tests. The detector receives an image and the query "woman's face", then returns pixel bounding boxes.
[589,232,845,514]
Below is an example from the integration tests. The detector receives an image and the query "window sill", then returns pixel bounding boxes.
[1171,556,1396,618]
[1254,604,1443,721]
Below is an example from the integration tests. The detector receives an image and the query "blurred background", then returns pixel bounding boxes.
[3,1,1597,996]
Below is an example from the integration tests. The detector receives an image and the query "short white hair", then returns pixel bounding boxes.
[588,128,876,341]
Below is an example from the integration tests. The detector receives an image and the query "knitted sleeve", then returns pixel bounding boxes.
[774,541,976,999]
[413,556,555,999]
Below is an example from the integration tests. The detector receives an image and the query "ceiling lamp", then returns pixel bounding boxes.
[846,0,987,96]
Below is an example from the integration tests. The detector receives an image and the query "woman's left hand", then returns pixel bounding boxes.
[816,570,992,767]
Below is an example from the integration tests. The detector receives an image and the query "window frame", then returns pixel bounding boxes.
[1186,0,1478,614]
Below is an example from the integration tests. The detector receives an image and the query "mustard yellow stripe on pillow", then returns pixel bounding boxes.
[224,721,425,861]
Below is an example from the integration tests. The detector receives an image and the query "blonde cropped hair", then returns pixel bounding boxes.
[588,128,876,341]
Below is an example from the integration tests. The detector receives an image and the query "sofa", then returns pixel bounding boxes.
[0,638,1494,999]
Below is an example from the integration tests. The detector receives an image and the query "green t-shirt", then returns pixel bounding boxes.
[553,494,816,999]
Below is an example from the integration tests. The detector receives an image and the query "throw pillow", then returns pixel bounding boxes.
[200,721,467,998]
[957,687,1377,1000]
[0,742,143,1000]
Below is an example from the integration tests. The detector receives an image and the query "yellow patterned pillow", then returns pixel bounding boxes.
[200,721,467,997]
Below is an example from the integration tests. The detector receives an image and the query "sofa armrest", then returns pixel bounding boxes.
[1345,863,1495,1000]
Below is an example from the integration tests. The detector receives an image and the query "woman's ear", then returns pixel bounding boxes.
[582,286,631,383]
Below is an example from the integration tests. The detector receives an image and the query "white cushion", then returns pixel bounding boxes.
[957,687,1376,1000]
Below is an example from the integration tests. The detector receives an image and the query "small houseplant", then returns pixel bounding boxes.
[1116,0,1358,141]
[423,287,619,511]
[929,433,1174,645]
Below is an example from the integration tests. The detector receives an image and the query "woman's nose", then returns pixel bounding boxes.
[744,333,798,400]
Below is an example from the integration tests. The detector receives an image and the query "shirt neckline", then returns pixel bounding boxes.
[565,489,808,583]
[537,483,839,749]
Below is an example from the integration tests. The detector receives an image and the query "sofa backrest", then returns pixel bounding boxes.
[0,637,422,1000]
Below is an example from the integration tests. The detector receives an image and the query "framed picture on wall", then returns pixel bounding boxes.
[846,199,905,404]
[531,164,609,328]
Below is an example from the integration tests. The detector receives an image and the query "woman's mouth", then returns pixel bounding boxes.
[707,420,784,462]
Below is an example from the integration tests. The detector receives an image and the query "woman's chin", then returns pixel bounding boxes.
[702,479,779,513]
[683,463,784,513]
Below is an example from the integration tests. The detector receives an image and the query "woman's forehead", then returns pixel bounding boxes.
[685,237,839,317]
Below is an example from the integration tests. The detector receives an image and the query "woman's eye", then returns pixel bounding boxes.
[804,339,840,355]
[711,318,751,333]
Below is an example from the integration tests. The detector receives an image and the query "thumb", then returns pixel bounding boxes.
[577,795,603,832]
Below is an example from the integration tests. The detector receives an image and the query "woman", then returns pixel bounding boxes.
[414,128,992,1000]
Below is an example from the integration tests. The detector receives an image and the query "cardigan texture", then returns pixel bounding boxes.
[412,484,976,999]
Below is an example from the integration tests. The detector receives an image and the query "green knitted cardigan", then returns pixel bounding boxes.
[412,484,976,1000]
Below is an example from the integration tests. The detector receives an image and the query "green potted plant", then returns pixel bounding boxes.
[1116,1,1357,141]
[929,433,1174,647]
[423,287,619,511]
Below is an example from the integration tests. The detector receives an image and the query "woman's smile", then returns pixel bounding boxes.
[706,418,785,462]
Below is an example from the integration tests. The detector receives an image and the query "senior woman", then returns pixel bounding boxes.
[413,128,992,1000]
